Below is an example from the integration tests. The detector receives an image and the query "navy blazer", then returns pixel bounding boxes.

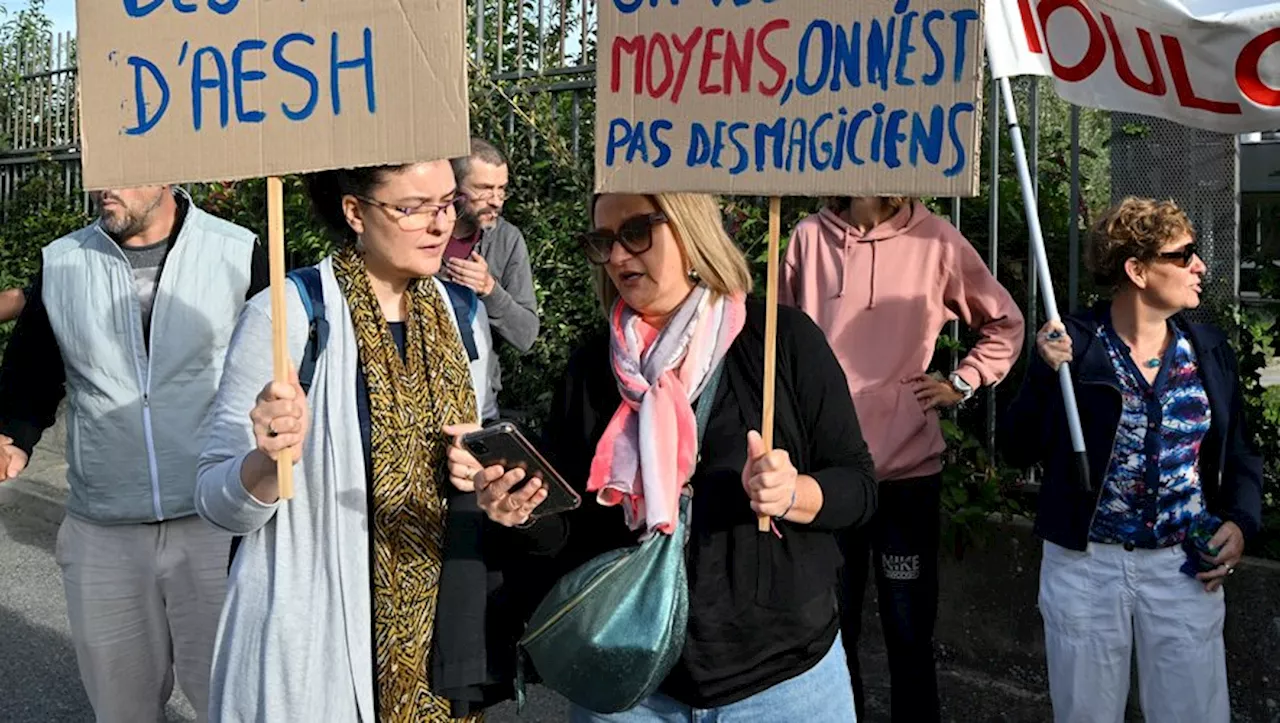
[999,302,1264,551]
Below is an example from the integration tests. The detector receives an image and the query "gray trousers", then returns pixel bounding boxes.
[56,514,230,723]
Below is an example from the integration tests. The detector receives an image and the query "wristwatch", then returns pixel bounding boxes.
[948,372,975,403]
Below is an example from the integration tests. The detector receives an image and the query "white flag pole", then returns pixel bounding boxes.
[994,73,1092,491]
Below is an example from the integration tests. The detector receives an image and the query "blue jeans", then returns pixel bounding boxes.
[567,633,856,722]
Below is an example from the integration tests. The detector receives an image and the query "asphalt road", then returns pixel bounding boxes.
[0,503,201,722]
[0,502,568,722]
[0,501,1054,722]
[0,502,96,722]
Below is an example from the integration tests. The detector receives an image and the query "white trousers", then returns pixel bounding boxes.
[1038,540,1229,723]
[56,514,231,723]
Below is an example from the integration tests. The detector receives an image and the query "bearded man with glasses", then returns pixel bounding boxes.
[443,138,539,420]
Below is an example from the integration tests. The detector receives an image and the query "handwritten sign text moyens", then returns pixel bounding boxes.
[595,0,985,197]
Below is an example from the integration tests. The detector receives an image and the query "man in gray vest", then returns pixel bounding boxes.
[442,138,539,410]
[0,185,266,722]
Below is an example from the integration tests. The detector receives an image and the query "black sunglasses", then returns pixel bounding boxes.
[578,212,668,265]
[1154,242,1199,267]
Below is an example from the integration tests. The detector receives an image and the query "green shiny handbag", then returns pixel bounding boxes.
[515,361,724,714]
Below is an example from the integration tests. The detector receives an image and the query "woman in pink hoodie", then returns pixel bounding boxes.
[781,196,1024,722]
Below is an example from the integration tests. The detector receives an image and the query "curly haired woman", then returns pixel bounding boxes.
[1001,197,1263,723]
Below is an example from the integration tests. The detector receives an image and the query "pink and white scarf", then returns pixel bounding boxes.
[587,285,747,534]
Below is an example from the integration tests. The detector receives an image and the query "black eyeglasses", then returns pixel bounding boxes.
[578,212,668,265]
[354,194,469,231]
[1154,243,1200,267]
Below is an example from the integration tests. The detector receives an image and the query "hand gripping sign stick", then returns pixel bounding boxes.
[996,77,1091,491]
[758,196,782,532]
[267,177,295,499]
[590,0,988,529]
[74,1,473,502]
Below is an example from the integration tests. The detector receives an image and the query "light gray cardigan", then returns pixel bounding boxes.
[196,258,492,723]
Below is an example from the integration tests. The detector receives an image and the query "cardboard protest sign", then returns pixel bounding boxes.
[595,0,986,196]
[77,0,470,190]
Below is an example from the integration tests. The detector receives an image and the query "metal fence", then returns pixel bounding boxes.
[1109,113,1240,322]
[473,0,595,72]
[0,30,83,214]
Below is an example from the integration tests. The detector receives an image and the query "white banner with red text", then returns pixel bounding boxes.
[985,0,1280,133]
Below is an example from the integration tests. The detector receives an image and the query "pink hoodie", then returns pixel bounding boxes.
[780,201,1025,482]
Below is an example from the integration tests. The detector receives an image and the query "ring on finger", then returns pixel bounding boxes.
[267,422,278,438]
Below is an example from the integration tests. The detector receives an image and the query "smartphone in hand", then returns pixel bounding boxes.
[444,233,480,262]
[462,422,582,520]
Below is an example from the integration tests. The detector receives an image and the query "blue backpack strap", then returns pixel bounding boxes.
[442,281,479,362]
[286,267,328,394]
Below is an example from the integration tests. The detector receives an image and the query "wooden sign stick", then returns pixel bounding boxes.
[758,196,781,533]
[266,176,294,500]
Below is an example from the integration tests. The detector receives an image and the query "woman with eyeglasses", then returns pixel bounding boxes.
[196,161,510,722]
[1000,197,1263,723]
[444,192,878,720]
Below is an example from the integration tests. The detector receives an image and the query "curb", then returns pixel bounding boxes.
[0,476,66,527]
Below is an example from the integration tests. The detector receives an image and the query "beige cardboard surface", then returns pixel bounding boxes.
[596,0,985,197]
[77,0,469,190]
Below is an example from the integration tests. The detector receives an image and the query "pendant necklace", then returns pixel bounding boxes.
[1143,357,1161,369]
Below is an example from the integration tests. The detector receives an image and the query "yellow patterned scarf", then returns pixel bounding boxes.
[332,248,480,723]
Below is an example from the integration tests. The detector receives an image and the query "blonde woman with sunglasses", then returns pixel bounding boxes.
[447,192,879,721]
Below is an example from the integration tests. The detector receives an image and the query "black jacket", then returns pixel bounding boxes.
[511,299,878,707]
[999,302,1264,551]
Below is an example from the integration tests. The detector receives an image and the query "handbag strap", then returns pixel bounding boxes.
[679,358,725,512]
[693,359,725,446]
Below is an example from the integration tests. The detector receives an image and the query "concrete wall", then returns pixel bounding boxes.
[928,517,1280,722]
